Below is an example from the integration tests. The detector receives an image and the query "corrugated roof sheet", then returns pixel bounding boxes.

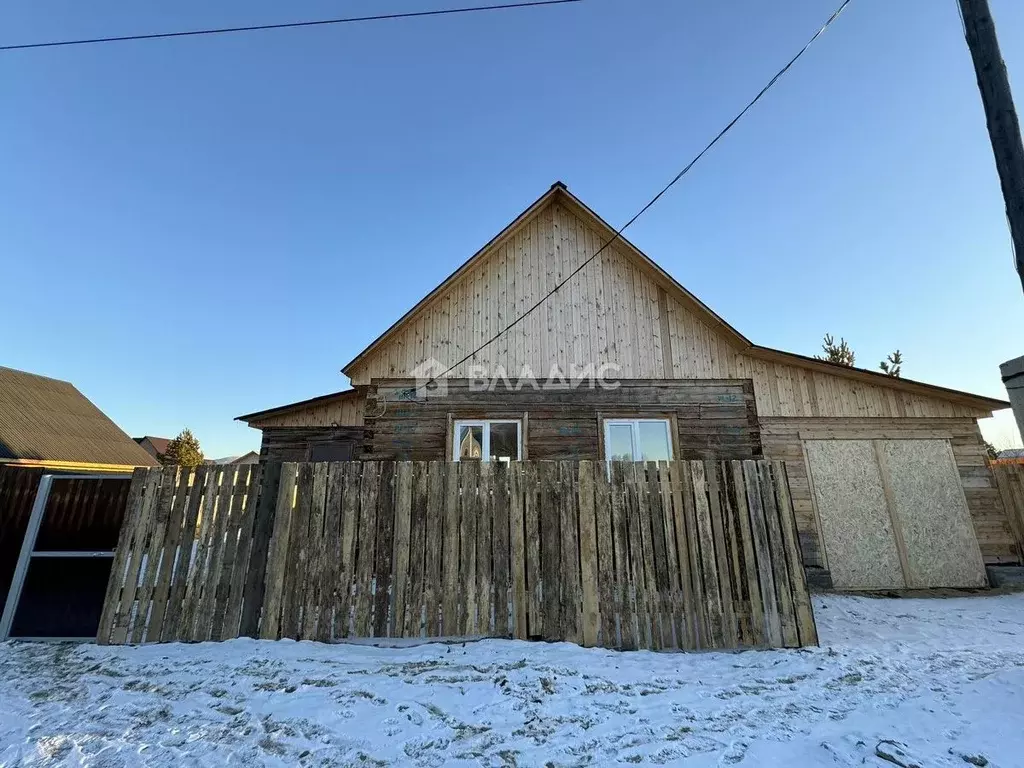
[0,366,158,466]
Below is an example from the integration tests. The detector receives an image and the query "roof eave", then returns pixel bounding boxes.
[236,388,360,424]
[749,345,1011,412]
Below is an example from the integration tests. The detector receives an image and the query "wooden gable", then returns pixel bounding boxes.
[344,187,745,384]
[341,185,1003,420]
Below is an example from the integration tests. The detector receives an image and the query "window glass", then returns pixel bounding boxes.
[309,442,352,462]
[458,424,484,460]
[606,423,635,462]
[489,422,519,462]
[637,421,671,461]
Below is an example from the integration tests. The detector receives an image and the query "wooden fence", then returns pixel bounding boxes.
[993,463,1024,561]
[98,460,817,651]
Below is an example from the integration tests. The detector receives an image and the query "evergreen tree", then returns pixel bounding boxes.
[816,333,856,367]
[163,428,204,467]
[880,350,903,377]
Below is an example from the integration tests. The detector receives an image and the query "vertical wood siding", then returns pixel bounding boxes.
[250,393,365,428]
[344,199,987,421]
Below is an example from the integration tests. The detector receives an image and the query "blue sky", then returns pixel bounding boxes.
[3,0,1023,456]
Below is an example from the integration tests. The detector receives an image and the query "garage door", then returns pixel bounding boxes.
[806,439,986,590]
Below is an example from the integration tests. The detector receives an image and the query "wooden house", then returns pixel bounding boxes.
[133,436,171,464]
[239,182,1012,591]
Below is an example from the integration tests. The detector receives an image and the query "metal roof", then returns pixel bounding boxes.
[0,366,158,467]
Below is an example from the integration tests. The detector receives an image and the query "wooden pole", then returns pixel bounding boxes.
[959,0,1024,292]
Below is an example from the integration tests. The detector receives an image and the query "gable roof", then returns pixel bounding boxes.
[0,366,159,467]
[341,182,751,378]
[340,182,1008,413]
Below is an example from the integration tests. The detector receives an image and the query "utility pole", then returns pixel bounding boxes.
[959,0,1024,444]
[959,0,1024,291]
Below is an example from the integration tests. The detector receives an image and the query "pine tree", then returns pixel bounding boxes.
[163,428,204,467]
[880,350,903,377]
[816,333,856,367]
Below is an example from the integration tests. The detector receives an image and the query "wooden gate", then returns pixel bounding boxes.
[98,460,816,650]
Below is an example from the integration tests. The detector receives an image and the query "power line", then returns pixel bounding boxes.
[426,0,853,387]
[0,0,582,52]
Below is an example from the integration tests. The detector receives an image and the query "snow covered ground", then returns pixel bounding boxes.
[3,593,1024,767]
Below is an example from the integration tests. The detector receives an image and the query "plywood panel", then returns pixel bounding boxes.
[761,417,1016,569]
[805,440,906,589]
[879,440,987,588]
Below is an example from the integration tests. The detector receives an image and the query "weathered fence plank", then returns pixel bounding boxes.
[97,468,148,644]
[459,461,479,636]
[743,461,783,647]
[993,464,1024,563]
[441,461,461,636]
[492,461,511,637]
[577,461,599,647]
[260,462,297,640]
[405,461,428,637]
[509,462,528,640]
[610,461,635,650]
[373,461,396,638]
[390,462,413,639]
[164,466,209,642]
[476,462,493,636]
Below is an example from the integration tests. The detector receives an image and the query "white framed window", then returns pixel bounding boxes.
[603,418,673,462]
[453,420,521,462]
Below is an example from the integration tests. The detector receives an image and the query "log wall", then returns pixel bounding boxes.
[363,379,761,462]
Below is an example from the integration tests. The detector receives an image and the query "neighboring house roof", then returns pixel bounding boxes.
[338,182,1008,413]
[997,449,1024,459]
[0,366,159,468]
[208,451,260,465]
[134,436,171,457]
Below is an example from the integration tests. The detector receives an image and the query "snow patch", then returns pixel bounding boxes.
[2,593,1023,765]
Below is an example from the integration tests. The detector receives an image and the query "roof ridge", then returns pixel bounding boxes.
[0,365,74,387]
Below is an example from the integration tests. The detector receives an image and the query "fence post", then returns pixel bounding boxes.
[238,461,282,637]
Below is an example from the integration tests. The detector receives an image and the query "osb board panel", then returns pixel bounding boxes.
[805,440,906,589]
[880,440,987,588]
[760,418,1017,568]
[343,196,986,421]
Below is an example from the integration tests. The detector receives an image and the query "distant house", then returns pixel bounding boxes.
[993,448,1024,466]
[0,366,158,472]
[207,451,259,466]
[134,436,170,464]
